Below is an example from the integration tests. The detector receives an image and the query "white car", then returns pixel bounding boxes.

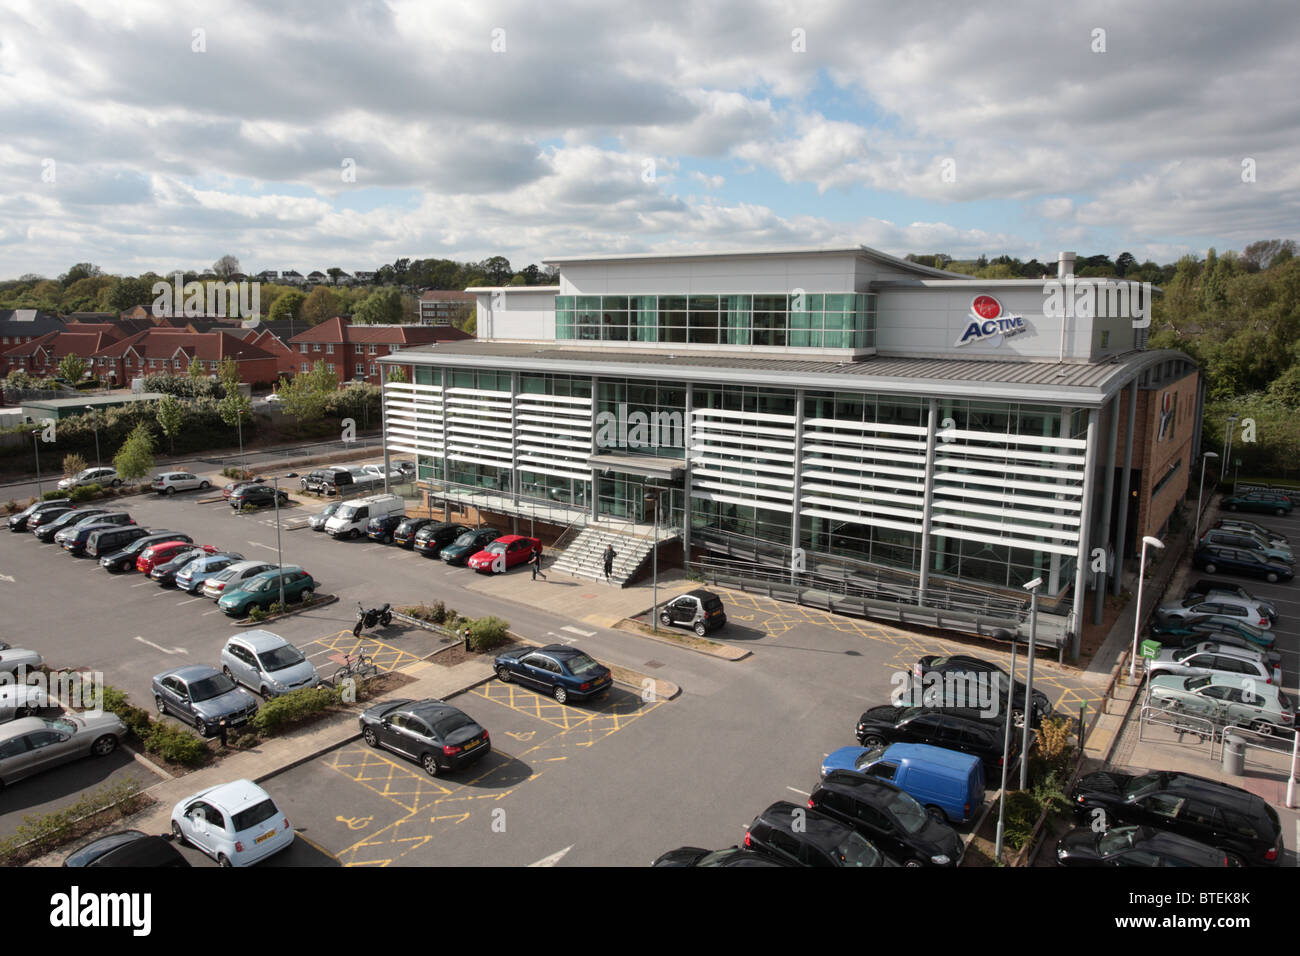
[264,393,282,405]
[0,647,44,678]
[170,779,295,867]
[361,463,404,482]
[201,561,277,600]
[1146,641,1275,684]
[57,467,120,491]
[152,471,212,495]
[0,684,48,722]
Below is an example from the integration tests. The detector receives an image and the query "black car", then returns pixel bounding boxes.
[23,505,78,530]
[63,829,190,868]
[439,526,504,565]
[392,516,436,548]
[99,531,192,572]
[914,654,1052,727]
[8,498,72,532]
[359,698,490,777]
[1055,824,1240,868]
[60,513,135,554]
[33,508,109,542]
[1193,544,1294,583]
[413,521,469,558]
[86,524,152,559]
[230,484,289,510]
[150,547,210,586]
[652,846,792,867]
[1070,770,1283,865]
[743,801,895,867]
[493,644,613,704]
[854,705,1016,777]
[366,514,405,544]
[659,589,727,635]
[809,771,964,867]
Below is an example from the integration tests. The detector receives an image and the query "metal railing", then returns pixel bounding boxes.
[1211,724,1297,763]
[1137,703,1217,745]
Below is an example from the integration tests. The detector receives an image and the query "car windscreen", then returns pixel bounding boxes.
[1097,826,1140,856]
[886,791,928,834]
[834,831,882,867]
[486,542,506,553]
[452,531,478,546]
[337,505,358,520]
[188,674,237,701]
[259,646,305,671]
[432,713,475,738]
[231,799,279,833]
[565,653,601,676]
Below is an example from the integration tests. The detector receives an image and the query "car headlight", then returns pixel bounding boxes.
[931,854,950,865]
[1056,846,1066,858]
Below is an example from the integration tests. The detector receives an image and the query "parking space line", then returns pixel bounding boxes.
[131,581,151,588]
[202,609,222,616]
[177,597,204,605]
[786,786,810,797]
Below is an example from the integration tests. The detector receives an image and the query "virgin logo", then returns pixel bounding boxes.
[971,295,1002,319]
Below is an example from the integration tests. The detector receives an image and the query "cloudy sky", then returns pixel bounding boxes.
[1,0,1296,278]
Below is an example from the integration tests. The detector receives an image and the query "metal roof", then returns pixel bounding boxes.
[540,244,967,280]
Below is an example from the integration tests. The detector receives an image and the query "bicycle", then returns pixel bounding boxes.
[332,652,379,686]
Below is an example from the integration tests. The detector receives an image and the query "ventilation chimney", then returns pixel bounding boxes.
[1057,251,1076,278]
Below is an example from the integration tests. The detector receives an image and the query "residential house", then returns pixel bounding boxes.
[288,316,472,384]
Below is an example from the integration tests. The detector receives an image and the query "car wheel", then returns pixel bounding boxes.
[1276,509,1287,517]
[165,486,176,495]
[860,734,887,748]
[380,612,392,626]
[1266,572,1279,583]
[91,734,117,756]
[925,805,948,823]
[421,753,440,777]
[904,859,924,868]
[259,687,273,702]
[383,533,392,544]
[300,589,313,602]
[218,854,232,868]
[660,612,671,625]
[1203,563,1217,574]
[196,720,212,738]
[1251,720,1274,735]
[497,666,512,683]
[222,666,234,681]
[1012,708,1026,729]
[199,481,209,490]
[111,479,121,487]
[553,685,568,704]
[363,726,378,747]
[155,695,167,714]
[171,821,188,847]
[694,621,709,636]
[351,529,361,539]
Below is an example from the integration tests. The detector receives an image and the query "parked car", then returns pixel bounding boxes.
[222,479,262,500]
[201,560,277,600]
[1055,825,1241,868]
[0,712,126,787]
[438,526,503,564]
[0,647,44,677]
[1148,674,1293,736]
[808,770,964,867]
[1198,528,1293,564]
[221,631,319,699]
[1191,544,1293,583]
[1159,616,1276,650]
[413,521,470,558]
[34,507,109,542]
[325,494,404,539]
[393,516,437,548]
[659,589,727,635]
[152,665,258,738]
[393,460,416,477]
[98,531,192,572]
[852,705,1016,777]
[174,552,247,594]
[0,684,48,722]
[307,501,342,532]
[1147,642,1276,685]
[1184,582,1277,624]
[914,654,1052,727]
[361,463,404,482]
[743,801,893,867]
[217,567,316,617]
[58,514,136,554]
[300,467,379,496]
[365,514,405,544]
[1209,518,1288,548]
[150,546,216,586]
[229,484,289,510]
[151,471,212,495]
[8,498,72,532]
[1221,491,1293,516]
[63,830,190,868]
[467,534,540,572]
[137,540,214,574]
[1070,770,1284,865]
[1147,620,1281,662]
[359,698,491,777]
[493,644,612,704]
[24,505,77,530]
[652,845,792,867]
[1157,594,1273,630]
[825,743,984,825]
[57,466,120,491]
[170,779,294,867]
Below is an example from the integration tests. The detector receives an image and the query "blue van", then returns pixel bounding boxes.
[845,743,984,825]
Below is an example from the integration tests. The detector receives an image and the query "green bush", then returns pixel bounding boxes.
[465,616,510,652]
[68,483,102,503]
[97,684,152,740]
[0,779,145,866]
[247,605,267,622]
[143,721,208,766]
[1002,790,1043,851]
[251,686,338,736]
[4,499,16,514]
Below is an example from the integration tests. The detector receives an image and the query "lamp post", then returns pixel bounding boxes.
[1129,536,1165,682]
[994,631,1019,864]
[652,487,665,632]
[1194,452,1219,543]
[1221,414,1238,480]
[262,473,297,609]
[31,429,43,498]
[84,405,100,467]
[1019,577,1043,790]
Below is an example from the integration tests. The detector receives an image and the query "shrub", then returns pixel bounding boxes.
[464,616,510,652]
[97,683,152,740]
[0,779,145,866]
[247,605,267,622]
[62,452,87,477]
[142,722,208,766]
[4,500,15,515]
[1001,790,1042,851]
[67,483,102,503]
[429,599,446,624]
[1030,715,1077,783]
[267,602,283,615]
[251,686,338,736]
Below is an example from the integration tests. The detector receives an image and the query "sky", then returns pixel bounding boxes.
[0,0,1297,279]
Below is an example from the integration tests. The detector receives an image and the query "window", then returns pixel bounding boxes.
[355,345,364,354]
[312,344,321,352]
[299,344,308,353]
[325,344,334,354]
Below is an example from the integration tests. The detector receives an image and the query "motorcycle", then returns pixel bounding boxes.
[353,601,393,637]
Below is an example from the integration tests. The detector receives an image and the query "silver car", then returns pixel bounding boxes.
[57,466,120,491]
[1156,595,1273,630]
[1148,674,1295,735]
[174,551,246,593]
[307,501,342,532]
[0,684,48,723]
[1211,519,1288,548]
[220,631,320,699]
[201,560,276,600]
[1198,528,1294,564]
[0,713,126,786]
[1147,642,1274,684]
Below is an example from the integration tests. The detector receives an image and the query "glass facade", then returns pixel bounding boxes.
[555,293,876,349]
[595,378,686,459]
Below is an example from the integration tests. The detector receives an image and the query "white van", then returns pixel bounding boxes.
[324,494,405,539]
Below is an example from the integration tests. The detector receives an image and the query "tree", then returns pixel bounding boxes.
[1115,252,1137,276]
[301,286,341,326]
[113,423,155,481]
[213,255,241,279]
[187,353,209,396]
[62,452,87,477]
[276,361,336,425]
[480,256,512,285]
[106,276,156,312]
[448,301,476,335]
[269,290,306,322]
[385,365,408,383]
[352,289,402,325]
[156,394,185,454]
[61,263,102,286]
[1241,239,1298,272]
[58,353,87,383]
[327,267,345,286]
[392,258,411,287]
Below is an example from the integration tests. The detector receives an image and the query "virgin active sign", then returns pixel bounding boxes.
[955,294,1028,347]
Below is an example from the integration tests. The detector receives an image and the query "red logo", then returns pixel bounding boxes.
[971,295,1001,319]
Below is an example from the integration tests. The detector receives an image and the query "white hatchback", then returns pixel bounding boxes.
[170,779,294,867]
[152,471,212,495]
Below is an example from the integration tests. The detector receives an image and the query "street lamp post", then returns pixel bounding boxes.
[31,430,43,498]
[1129,536,1165,682]
[1019,577,1043,790]
[1222,414,1238,480]
[652,488,665,632]
[84,406,100,467]
[994,632,1020,863]
[1194,452,1219,543]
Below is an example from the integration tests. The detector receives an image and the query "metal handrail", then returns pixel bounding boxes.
[1137,703,1217,744]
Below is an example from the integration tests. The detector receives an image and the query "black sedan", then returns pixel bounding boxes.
[652,846,791,867]
[359,698,490,777]
[33,508,108,542]
[99,531,192,572]
[391,516,436,548]
[1055,825,1240,867]
[230,484,289,510]
[8,499,72,532]
[150,547,210,587]
[63,829,190,867]
[493,644,613,704]
[854,705,1015,777]
[914,654,1052,727]
[24,505,78,531]
[440,526,505,565]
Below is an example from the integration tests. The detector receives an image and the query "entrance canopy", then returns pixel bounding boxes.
[587,453,685,481]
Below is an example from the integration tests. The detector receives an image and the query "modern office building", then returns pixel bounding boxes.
[378,247,1201,657]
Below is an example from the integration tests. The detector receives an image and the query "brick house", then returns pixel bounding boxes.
[1,329,124,377]
[288,316,472,384]
[90,330,279,387]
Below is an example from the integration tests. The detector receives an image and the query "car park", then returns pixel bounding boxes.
[1192,544,1293,583]
[150,546,215,586]
[438,526,503,564]
[0,712,126,787]
[99,531,193,572]
[152,471,212,495]
[86,525,152,561]
[652,846,791,867]
[914,654,1052,727]
[1198,528,1293,564]
[201,560,277,600]
[1184,582,1277,624]
[659,589,727,635]
[365,513,405,544]
[1156,594,1273,630]
[229,484,289,510]
[8,498,72,532]
[413,521,470,558]
[493,644,613,704]
[359,698,491,777]
[1147,674,1294,735]
[221,631,320,699]
[58,513,136,554]
[217,567,316,617]
[0,684,48,722]
[1055,825,1239,868]
[174,551,247,593]
[324,494,404,539]
[137,540,214,574]
[307,501,342,532]
[1146,642,1276,684]
[824,742,984,825]
[152,665,259,737]
[467,534,540,572]
[170,779,294,867]
[1221,491,1293,516]
[743,801,893,867]
[63,830,190,868]
[807,770,964,867]
[57,466,120,491]
[1210,518,1288,548]
[853,705,1017,777]
[34,507,110,542]
[1070,770,1284,865]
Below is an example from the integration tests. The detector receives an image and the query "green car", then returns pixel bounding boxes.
[1221,492,1294,517]
[218,567,316,617]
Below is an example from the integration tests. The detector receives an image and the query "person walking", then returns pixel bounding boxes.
[529,547,546,581]
[603,544,616,583]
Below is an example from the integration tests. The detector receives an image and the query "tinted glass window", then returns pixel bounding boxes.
[231,799,279,833]
[188,674,237,701]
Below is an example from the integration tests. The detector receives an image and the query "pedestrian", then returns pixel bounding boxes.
[218,717,228,749]
[529,547,546,580]
[603,544,616,583]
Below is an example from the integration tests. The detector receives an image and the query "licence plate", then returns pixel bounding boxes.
[463,739,482,750]
[254,829,276,844]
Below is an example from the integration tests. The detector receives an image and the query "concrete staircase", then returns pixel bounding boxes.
[549,526,670,587]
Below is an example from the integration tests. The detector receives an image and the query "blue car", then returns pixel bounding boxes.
[492,644,613,705]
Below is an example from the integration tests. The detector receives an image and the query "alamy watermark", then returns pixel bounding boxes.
[1042,276,1152,329]
[889,668,1000,719]
[594,402,686,451]
[151,273,260,320]
[1,667,104,715]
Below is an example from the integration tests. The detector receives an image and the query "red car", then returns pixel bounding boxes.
[136,541,216,574]
[467,535,541,574]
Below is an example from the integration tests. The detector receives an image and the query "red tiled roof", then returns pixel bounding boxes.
[91,330,274,362]
[288,316,471,345]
